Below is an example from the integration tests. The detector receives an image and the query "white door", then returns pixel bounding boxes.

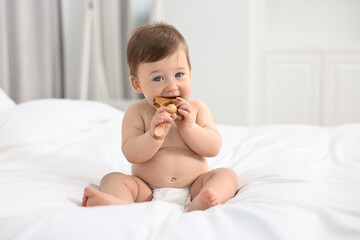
[323,54,360,125]
[257,53,322,125]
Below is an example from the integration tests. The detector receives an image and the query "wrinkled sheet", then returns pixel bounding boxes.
[0,99,359,240]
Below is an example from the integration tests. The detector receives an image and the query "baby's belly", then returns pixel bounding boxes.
[132,147,209,188]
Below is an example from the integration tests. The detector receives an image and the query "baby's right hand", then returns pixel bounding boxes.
[151,107,176,139]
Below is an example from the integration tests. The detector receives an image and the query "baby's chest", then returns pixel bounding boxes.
[162,123,187,147]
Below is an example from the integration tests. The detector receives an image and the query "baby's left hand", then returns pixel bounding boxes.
[175,97,195,130]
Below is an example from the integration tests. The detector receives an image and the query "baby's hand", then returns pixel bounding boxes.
[151,106,176,139]
[175,97,194,130]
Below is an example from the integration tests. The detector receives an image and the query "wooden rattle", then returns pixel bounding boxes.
[153,97,183,139]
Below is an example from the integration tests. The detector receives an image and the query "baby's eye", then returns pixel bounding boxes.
[175,72,184,78]
[153,76,164,82]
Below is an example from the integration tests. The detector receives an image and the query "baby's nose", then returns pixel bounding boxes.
[166,79,178,91]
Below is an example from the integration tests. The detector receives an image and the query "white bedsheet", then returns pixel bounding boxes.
[0,88,15,112]
[0,99,359,240]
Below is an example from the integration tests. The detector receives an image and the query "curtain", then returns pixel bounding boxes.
[64,0,139,104]
[0,0,63,103]
[98,0,136,101]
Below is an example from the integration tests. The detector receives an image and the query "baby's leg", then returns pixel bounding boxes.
[82,172,152,207]
[187,168,238,212]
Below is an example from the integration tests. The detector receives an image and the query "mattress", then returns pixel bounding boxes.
[0,97,359,240]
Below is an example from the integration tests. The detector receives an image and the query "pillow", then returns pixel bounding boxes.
[0,87,15,111]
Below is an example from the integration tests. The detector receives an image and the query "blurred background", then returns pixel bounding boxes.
[1,0,360,126]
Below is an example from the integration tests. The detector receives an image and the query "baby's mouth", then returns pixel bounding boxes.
[161,95,180,99]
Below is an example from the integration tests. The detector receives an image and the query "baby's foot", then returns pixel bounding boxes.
[82,187,124,207]
[187,188,220,212]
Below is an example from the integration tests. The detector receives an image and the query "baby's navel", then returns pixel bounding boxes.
[170,177,177,182]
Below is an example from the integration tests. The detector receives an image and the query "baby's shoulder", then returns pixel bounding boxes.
[189,99,209,112]
[124,99,150,117]
[126,99,145,111]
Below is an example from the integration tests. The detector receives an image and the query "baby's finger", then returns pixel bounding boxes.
[169,113,177,120]
[175,97,186,107]
[175,97,190,108]
[176,96,185,102]
[157,113,174,123]
[156,106,170,114]
[178,102,192,115]
[177,108,191,119]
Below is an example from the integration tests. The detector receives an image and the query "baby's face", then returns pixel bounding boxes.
[135,48,191,107]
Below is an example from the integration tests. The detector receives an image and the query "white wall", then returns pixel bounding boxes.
[264,0,360,48]
[152,0,250,125]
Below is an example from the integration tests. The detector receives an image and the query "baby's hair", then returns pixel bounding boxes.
[126,22,191,76]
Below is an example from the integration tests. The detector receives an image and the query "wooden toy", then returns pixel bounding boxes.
[153,97,183,138]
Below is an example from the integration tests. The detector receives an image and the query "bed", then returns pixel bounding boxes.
[1,88,360,240]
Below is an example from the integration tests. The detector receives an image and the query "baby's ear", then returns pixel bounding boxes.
[130,75,142,93]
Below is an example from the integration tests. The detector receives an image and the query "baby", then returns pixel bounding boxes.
[82,22,238,211]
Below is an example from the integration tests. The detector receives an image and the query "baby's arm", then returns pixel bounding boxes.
[178,99,222,157]
[121,103,171,163]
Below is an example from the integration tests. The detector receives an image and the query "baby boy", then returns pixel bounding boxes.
[82,22,238,211]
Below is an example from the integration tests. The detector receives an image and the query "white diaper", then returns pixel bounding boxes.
[152,187,191,209]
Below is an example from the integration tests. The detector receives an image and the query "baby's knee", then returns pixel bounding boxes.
[215,168,238,184]
[100,172,128,185]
